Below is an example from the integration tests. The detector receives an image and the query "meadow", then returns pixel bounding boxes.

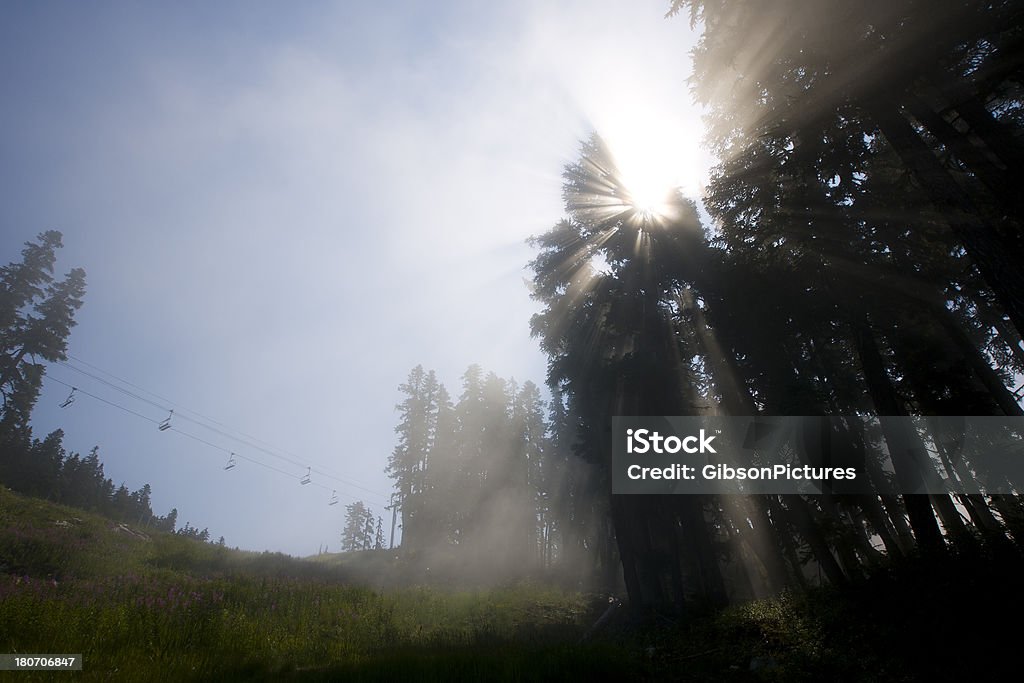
[0,486,640,681]
[2,485,1020,681]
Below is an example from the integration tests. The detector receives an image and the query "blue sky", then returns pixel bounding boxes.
[1,1,707,555]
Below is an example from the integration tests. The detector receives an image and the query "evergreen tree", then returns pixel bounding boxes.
[341,501,375,552]
[0,231,86,435]
[514,381,549,565]
[668,0,1024,560]
[530,134,729,611]
[176,522,211,542]
[387,366,442,551]
[362,510,376,550]
[157,507,179,533]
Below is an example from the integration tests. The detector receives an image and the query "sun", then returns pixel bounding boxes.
[606,126,686,218]
[589,102,707,218]
[620,164,677,216]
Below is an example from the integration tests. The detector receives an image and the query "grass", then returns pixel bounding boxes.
[2,485,1022,681]
[0,487,635,681]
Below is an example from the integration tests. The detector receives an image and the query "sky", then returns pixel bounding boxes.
[0,0,710,556]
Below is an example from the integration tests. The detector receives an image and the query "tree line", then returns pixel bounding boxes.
[381,364,609,583]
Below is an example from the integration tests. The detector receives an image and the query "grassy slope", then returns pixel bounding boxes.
[2,485,1022,681]
[0,487,632,681]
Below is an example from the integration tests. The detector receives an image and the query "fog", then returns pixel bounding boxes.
[1,0,704,556]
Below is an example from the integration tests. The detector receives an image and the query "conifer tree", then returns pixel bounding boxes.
[0,231,86,435]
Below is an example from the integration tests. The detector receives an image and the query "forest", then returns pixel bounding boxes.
[375,0,1024,616]
[3,0,1024,679]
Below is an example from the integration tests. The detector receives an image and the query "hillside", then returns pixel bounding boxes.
[0,486,627,681]
[5,485,1024,681]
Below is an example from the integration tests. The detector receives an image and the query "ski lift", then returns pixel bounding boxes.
[224,453,237,471]
[158,409,173,431]
[300,467,311,485]
[328,490,339,506]
[59,387,77,408]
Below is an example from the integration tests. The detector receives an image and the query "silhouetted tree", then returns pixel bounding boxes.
[0,231,86,435]
[341,501,375,551]
[388,366,443,551]
[669,0,1024,559]
[530,134,730,612]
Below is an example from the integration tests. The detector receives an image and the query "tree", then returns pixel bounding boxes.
[0,231,86,435]
[177,522,211,542]
[382,363,586,580]
[387,366,443,551]
[515,381,550,565]
[530,134,730,612]
[341,501,375,552]
[157,507,179,533]
[672,0,1024,333]
[669,0,1024,558]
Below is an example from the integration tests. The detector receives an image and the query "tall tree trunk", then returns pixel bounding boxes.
[855,493,907,560]
[780,494,848,586]
[766,496,809,589]
[683,294,798,593]
[853,317,946,553]
[818,495,867,581]
[675,496,728,607]
[844,505,887,568]
[990,495,1024,551]
[929,492,976,550]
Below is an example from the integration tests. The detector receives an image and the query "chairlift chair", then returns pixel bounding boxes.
[328,490,339,506]
[158,409,174,431]
[59,387,77,408]
[224,453,237,470]
[300,467,311,485]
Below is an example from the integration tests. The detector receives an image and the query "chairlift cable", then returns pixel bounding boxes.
[46,375,355,500]
[55,358,389,498]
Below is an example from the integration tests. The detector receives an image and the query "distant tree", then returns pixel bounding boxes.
[513,380,546,565]
[362,510,376,550]
[384,363,592,580]
[0,427,64,498]
[341,501,375,551]
[132,483,153,523]
[157,507,179,533]
[112,483,133,518]
[176,522,210,542]
[60,446,113,512]
[387,366,443,551]
[423,383,459,545]
[374,516,385,550]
